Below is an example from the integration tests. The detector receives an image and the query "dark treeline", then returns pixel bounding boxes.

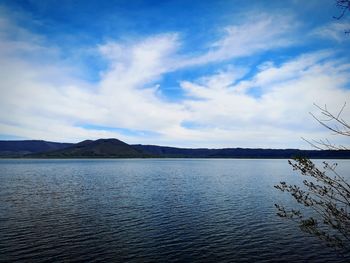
[1,139,350,159]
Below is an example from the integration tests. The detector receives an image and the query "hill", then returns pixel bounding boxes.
[1,139,350,158]
[0,140,72,157]
[30,138,147,158]
[132,144,350,159]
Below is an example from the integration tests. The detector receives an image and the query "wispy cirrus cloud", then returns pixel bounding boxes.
[179,14,297,67]
[312,21,350,42]
[0,32,187,142]
[179,51,350,148]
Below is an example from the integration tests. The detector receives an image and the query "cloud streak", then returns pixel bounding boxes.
[180,51,350,147]
[179,14,297,67]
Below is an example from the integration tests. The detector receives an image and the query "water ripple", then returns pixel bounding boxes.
[1,159,350,262]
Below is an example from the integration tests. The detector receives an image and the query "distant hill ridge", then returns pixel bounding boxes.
[132,144,350,159]
[0,140,73,157]
[1,138,350,159]
[30,138,146,158]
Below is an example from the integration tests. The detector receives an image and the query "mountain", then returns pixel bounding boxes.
[30,138,147,158]
[132,144,350,159]
[0,140,73,157]
[1,139,350,158]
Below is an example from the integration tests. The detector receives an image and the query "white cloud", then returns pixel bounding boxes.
[0,8,349,149]
[95,34,188,131]
[0,21,187,142]
[179,14,297,67]
[313,21,350,42]
[179,51,350,148]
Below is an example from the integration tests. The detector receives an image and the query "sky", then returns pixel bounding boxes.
[0,0,349,148]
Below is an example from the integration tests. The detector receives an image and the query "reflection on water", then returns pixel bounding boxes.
[0,159,349,262]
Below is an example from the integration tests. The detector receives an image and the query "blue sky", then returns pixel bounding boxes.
[0,0,349,148]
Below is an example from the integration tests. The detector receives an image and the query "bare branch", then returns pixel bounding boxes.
[334,0,350,20]
[276,100,350,251]
[304,103,350,150]
[276,158,350,250]
[275,0,350,251]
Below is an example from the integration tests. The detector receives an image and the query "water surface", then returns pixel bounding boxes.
[0,159,349,262]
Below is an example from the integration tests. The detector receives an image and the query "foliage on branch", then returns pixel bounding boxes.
[274,0,350,254]
[275,157,350,249]
[275,102,350,251]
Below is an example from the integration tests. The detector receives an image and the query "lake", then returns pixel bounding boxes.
[0,159,349,262]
